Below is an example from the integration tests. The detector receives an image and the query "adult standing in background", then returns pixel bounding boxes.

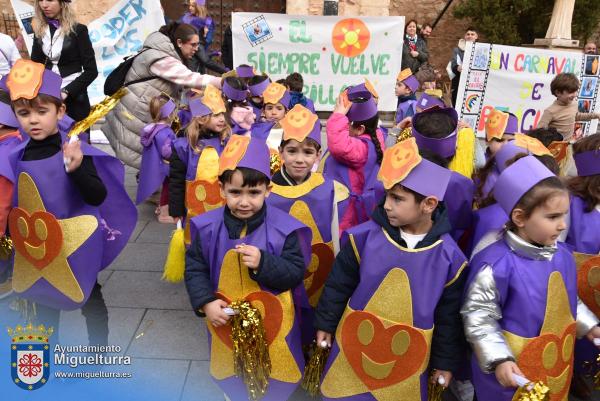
[584,41,597,54]
[420,23,433,43]
[0,33,21,79]
[30,0,98,123]
[401,20,429,74]
[450,27,478,107]
[101,22,221,169]
[221,8,245,71]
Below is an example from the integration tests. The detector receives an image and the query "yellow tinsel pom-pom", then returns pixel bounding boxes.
[161,223,185,283]
[448,127,476,179]
[513,381,550,401]
[0,235,13,260]
[230,300,271,401]
[427,376,445,401]
[301,342,331,397]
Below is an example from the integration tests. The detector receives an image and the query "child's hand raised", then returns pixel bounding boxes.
[202,299,231,327]
[333,91,351,115]
[395,116,412,130]
[235,244,261,270]
[63,138,83,173]
[494,360,523,388]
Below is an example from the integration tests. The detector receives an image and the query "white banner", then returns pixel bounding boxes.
[10,0,165,104]
[456,42,600,137]
[232,13,404,112]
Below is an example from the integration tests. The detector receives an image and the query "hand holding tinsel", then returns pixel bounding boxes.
[301,340,331,397]
[427,373,446,401]
[512,374,549,401]
[0,235,13,260]
[230,300,271,401]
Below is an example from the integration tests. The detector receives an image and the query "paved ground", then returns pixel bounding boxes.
[1,142,599,400]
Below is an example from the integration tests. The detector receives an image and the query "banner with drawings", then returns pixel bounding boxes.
[456,42,600,138]
[232,13,405,112]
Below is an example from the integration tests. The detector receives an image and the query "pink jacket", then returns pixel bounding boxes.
[326,112,385,231]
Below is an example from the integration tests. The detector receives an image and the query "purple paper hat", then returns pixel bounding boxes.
[505,112,519,135]
[5,59,62,101]
[412,107,458,159]
[249,78,270,97]
[280,104,321,146]
[219,135,271,179]
[494,140,529,173]
[416,92,445,111]
[189,97,211,117]
[378,138,451,199]
[397,68,420,93]
[222,79,249,102]
[159,99,176,120]
[0,101,19,128]
[236,65,255,78]
[494,155,555,215]
[347,85,378,122]
[574,150,600,176]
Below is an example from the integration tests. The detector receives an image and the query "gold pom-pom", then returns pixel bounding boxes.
[161,223,186,283]
[448,127,476,179]
[270,152,282,176]
[513,381,550,401]
[230,300,271,401]
[301,342,331,397]
[0,235,13,260]
[427,376,445,401]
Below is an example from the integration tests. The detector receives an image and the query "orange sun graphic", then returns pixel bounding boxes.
[332,18,371,58]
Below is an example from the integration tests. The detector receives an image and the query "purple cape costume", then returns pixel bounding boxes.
[444,171,475,242]
[173,136,226,243]
[319,138,384,232]
[136,123,176,204]
[566,196,600,254]
[189,205,311,401]
[469,203,507,256]
[7,133,137,310]
[395,99,416,124]
[467,239,578,401]
[320,220,466,401]
[267,173,337,344]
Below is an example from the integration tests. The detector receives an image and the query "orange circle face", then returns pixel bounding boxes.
[218,135,250,175]
[577,255,600,317]
[514,134,551,156]
[332,18,371,58]
[6,60,46,100]
[378,138,422,190]
[281,104,318,142]
[263,83,287,105]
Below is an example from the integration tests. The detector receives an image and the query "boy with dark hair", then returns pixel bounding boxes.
[184,135,312,401]
[285,72,315,112]
[538,72,600,140]
[315,138,467,400]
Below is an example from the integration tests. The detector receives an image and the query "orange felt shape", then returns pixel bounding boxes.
[485,109,509,141]
[576,254,600,317]
[9,208,63,270]
[377,138,422,190]
[304,243,335,306]
[212,290,284,349]
[396,68,413,83]
[6,60,46,101]
[280,104,319,142]
[548,141,569,164]
[517,322,576,401]
[218,135,251,176]
[263,83,287,105]
[340,310,428,390]
[202,85,226,115]
[185,180,224,216]
[514,133,552,156]
[364,79,379,99]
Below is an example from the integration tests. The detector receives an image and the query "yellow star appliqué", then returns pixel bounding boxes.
[10,173,98,302]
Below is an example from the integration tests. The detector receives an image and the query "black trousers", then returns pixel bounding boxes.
[35,282,109,346]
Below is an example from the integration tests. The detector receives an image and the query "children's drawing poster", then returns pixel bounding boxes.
[456,42,600,138]
[232,13,405,112]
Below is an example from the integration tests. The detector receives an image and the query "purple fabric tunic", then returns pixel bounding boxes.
[395,99,416,124]
[8,136,136,310]
[136,123,176,204]
[189,205,311,401]
[467,239,578,401]
[173,136,225,243]
[566,195,600,254]
[469,203,507,256]
[267,174,336,344]
[320,138,383,232]
[0,132,22,182]
[320,220,466,401]
[480,168,499,201]
[445,171,475,242]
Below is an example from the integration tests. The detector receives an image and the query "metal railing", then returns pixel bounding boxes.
[0,13,20,38]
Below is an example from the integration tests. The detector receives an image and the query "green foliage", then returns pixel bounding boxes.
[454,0,600,45]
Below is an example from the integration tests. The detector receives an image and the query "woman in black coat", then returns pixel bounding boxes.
[401,19,429,74]
[30,0,98,123]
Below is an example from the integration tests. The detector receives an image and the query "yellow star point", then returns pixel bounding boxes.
[11,173,98,303]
